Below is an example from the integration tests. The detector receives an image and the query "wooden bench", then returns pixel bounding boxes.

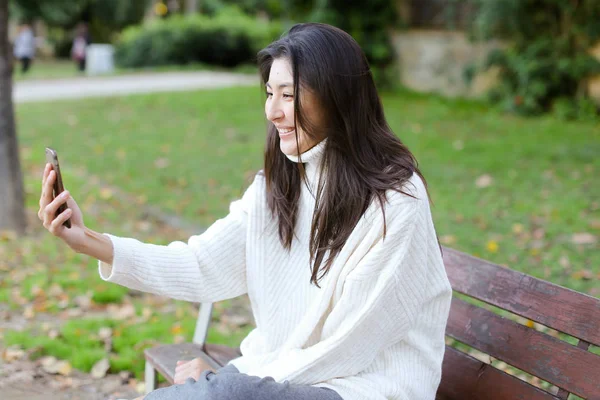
[144,247,600,399]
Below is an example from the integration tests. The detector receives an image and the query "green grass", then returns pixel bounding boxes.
[3,85,598,380]
[13,58,257,81]
[15,86,599,292]
[3,299,251,379]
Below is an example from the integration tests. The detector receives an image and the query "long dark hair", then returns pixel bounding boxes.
[258,23,431,286]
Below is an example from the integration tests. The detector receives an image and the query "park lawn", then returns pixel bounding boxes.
[15,86,599,293]
[3,86,598,381]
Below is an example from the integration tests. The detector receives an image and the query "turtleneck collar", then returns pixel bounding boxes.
[285,138,327,190]
[285,138,327,164]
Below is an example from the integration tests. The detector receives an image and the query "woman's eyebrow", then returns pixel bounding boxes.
[265,82,293,89]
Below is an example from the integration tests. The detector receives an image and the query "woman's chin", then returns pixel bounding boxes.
[279,141,300,156]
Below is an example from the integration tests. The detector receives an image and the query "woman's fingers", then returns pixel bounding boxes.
[38,166,54,218]
[49,207,72,235]
[174,365,190,384]
[42,170,55,204]
[43,189,70,229]
[175,360,192,374]
[174,359,199,384]
[41,163,50,185]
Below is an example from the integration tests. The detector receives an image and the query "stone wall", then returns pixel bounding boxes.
[391,29,600,105]
[390,29,502,98]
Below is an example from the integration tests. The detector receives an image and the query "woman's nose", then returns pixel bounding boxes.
[266,101,284,122]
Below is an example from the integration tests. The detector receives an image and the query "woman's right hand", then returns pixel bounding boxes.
[39,163,87,252]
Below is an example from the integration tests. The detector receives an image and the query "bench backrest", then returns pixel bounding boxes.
[191,247,600,399]
[438,247,600,400]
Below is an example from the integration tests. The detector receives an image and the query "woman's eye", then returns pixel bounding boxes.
[283,94,294,99]
[265,92,273,97]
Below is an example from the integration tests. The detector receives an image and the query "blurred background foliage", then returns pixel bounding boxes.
[115,7,282,68]
[468,0,600,118]
[10,0,600,117]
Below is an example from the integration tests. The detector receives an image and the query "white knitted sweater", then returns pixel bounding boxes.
[99,140,452,400]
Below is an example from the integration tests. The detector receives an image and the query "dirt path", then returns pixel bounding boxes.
[13,71,258,103]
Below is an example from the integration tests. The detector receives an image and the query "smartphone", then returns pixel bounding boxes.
[45,147,71,228]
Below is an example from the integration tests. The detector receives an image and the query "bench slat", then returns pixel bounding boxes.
[446,297,600,398]
[442,246,600,347]
[438,346,559,400]
[144,343,240,384]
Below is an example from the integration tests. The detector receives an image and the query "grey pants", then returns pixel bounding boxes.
[145,364,343,400]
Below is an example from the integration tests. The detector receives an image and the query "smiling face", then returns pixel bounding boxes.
[265,58,322,156]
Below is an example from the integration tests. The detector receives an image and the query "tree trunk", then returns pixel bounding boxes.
[0,0,27,235]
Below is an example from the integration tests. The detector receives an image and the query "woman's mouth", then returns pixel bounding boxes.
[278,128,295,137]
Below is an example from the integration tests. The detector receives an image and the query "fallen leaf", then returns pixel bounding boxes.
[571,233,597,245]
[100,188,113,200]
[440,235,456,245]
[108,303,136,320]
[30,285,44,297]
[486,240,499,253]
[74,294,93,310]
[48,283,64,297]
[98,327,113,341]
[571,270,594,280]
[116,148,127,160]
[174,334,186,344]
[91,358,110,379]
[170,323,183,335]
[452,140,464,150]
[142,307,152,320]
[512,223,524,234]
[2,347,25,362]
[475,174,493,188]
[0,230,18,241]
[525,320,535,329]
[154,157,170,169]
[41,357,72,376]
[532,228,545,240]
[68,271,80,280]
[23,305,35,319]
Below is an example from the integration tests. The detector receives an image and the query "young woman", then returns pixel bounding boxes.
[39,23,452,400]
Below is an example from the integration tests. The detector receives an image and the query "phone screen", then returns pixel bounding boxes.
[45,147,71,228]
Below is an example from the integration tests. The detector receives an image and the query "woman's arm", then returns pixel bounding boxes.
[79,227,114,264]
[39,162,261,304]
[96,193,251,303]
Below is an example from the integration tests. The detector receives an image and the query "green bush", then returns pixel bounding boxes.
[115,7,282,68]
[470,0,600,117]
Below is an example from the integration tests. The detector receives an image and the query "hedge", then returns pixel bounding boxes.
[115,8,282,68]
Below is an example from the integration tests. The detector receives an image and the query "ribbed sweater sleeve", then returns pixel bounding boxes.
[97,178,258,303]
[250,191,449,386]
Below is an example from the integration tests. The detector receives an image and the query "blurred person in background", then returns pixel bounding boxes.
[13,22,35,74]
[71,22,90,73]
